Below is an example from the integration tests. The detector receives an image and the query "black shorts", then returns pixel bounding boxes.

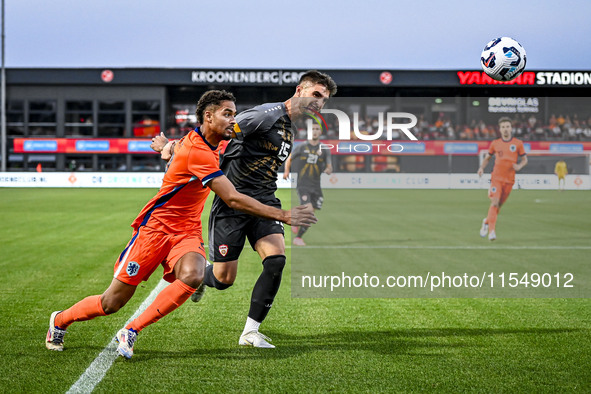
[208,196,284,262]
[297,187,324,210]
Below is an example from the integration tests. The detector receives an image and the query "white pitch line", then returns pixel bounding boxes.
[286,245,591,250]
[66,279,168,394]
[65,243,587,392]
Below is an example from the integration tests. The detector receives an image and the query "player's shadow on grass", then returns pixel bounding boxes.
[267,327,582,356]
[131,327,583,362]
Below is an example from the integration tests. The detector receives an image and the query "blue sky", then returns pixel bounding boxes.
[6,0,591,69]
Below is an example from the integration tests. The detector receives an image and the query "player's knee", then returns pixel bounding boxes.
[262,255,286,278]
[175,252,206,288]
[214,271,236,286]
[101,295,126,315]
[212,276,233,290]
[178,270,204,289]
[212,264,236,287]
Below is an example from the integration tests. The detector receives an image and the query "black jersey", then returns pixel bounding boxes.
[219,102,293,200]
[291,141,331,190]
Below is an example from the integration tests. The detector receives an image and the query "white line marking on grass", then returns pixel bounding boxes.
[286,245,591,250]
[66,279,168,394]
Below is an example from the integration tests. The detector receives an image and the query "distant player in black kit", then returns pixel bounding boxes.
[283,122,333,246]
[153,71,337,348]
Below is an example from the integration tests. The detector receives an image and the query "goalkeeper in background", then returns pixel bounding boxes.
[554,159,568,191]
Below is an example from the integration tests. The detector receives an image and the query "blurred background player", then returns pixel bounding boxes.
[45,91,316,359]
[554,159,568,190]
[154,70,337,348]
[283,121,333,246]
[477,117,528,241]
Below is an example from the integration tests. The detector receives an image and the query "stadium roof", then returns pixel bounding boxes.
[6,68,591,88]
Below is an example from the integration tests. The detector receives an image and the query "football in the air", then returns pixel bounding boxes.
[480,37,527,81]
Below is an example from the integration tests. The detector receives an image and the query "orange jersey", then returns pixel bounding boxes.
[131,129,223,235]
[488,137,526,184]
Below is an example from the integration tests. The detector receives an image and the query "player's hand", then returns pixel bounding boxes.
[477,168,484,177]
[289,204,317,227]
[160,141,175,161]
[151,133,169,153]
[283,172,290,180]
[512,163,521,171]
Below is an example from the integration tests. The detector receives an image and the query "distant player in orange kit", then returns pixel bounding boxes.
[44,90,316,359]
[477,117,528,241]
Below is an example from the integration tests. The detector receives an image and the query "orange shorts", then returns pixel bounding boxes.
[489,180,514,207]
[113,226,206,286]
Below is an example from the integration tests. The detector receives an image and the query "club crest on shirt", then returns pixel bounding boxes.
[510,144,516,152]
[491,186,497,193]
[126,261,140,277]
[219,244,228,257]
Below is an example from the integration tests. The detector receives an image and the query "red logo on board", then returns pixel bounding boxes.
[379,71,393,85]
[101,70,114,83]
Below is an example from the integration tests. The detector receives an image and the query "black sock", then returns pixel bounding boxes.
[203,264,232,290]
[248,255,286,322]
[296,226,309,238]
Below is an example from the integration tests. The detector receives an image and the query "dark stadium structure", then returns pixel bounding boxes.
[4,68,591,173]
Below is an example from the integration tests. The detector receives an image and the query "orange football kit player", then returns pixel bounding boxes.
[45,91,316,359]
[477,117,528,241]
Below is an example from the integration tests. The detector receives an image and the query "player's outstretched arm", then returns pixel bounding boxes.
[477,153,492,177]
[208,175,317,227]
[513,155,528,171]
[151,133,168,152]
[151,133,174,161]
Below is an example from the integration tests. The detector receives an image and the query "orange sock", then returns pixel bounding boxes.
[126,279,196,332]
[55,295,106,329]
[486,205,499,232]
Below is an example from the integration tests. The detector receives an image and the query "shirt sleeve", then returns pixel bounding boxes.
[234,108,276,140]
[187,146,223,186]
[324,147,332,162]
[488,141,496,156]
[517,140,526,156]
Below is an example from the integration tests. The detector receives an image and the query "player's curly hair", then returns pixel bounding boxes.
[299,70,338,96]
[195,90,236,124]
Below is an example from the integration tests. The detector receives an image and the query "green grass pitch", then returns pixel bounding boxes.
[0,187,589,392]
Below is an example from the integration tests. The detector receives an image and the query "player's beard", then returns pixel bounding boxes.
[222,127,233,140]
